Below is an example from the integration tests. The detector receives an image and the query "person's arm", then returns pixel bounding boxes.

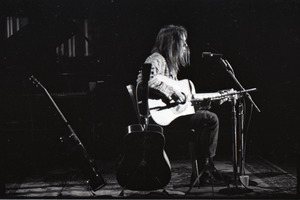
[137,54,185,103]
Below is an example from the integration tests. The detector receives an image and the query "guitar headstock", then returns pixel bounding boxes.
[29,75,44,89]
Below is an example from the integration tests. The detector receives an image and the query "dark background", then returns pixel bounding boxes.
[0,0,299,176]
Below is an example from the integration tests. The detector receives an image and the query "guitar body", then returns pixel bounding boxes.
[149,78,196,126]
[116,124,171,191]
[149,77,227,126]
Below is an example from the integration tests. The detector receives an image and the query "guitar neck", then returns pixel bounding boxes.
[192,92,222,101]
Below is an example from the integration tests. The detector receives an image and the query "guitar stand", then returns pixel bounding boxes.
[185,158,226,196]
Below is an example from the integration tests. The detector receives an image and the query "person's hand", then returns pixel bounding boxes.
[217,88,236,105]
[171,90,186,104]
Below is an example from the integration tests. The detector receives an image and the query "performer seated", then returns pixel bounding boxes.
[136,25,222,186]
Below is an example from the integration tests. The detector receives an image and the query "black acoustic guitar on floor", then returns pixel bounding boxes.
[116,64,171,191]
[116,124,171,191]
[29,75,105,191]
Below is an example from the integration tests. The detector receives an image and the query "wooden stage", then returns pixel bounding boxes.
[3,155,297,199]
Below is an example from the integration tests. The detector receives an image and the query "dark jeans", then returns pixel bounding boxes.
[166,110,219,161]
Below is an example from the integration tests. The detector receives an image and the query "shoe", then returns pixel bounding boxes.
[190,165,226,187]
[194,172,227,187]
[209,162,223,181]
[202,174,227,186]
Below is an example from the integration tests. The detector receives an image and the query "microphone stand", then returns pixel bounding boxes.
[219,59,261,113]
[218,58,261,194]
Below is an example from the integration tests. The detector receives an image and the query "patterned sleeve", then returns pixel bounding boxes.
[137,53,175,99]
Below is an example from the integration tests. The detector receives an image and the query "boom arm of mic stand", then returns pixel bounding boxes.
[220,58,261,113]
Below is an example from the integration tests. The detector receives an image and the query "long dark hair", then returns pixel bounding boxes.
[151,25,190,73]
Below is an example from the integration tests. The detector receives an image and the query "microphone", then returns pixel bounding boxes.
[202,52,223,58]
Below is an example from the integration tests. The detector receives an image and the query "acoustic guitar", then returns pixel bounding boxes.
[116,124,171,191]
[148,75,237,126]
[29,75,105,191]
[116,64,171,191]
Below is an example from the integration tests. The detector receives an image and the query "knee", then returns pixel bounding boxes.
[207,112,219,127]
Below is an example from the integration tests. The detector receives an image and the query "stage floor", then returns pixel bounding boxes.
[4,156,297,199]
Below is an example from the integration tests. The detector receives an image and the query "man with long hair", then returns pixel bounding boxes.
[137,25,219,185]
